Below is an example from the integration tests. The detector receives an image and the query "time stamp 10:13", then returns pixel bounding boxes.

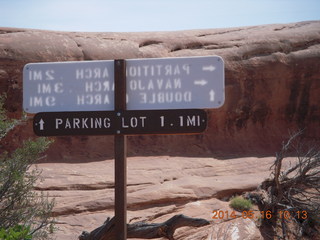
[212,210,309,220]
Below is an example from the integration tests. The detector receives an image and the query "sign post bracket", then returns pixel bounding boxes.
[114,59,127,239]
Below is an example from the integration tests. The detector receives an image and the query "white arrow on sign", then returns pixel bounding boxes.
[39,119,45,130]
[209,90,215,102]
[202,65,216,72]
[194,79,208,86]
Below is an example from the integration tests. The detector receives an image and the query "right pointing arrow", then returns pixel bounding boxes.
[202,65,216,72]
[194,79,208,86]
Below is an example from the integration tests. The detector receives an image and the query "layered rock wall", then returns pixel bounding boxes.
[1,21,320,160]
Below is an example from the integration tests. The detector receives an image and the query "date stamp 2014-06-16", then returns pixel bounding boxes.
[212,210,308,221]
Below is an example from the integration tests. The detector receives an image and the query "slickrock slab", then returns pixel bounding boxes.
[33,156,280,239]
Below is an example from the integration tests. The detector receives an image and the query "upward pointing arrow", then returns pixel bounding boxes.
[39,119,45,131]
[202,65,216,72]
[209,90,215,102]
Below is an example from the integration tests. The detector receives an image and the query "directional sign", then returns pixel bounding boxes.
[126,56,224,110]
[23,60,115,113]
[33,111,116,136]
[33,109,207,136]
[23,56,224,113]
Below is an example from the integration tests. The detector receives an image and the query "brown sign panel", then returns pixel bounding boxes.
[33,111,117,136]
[33,109,207,136]
[117,109,207,135]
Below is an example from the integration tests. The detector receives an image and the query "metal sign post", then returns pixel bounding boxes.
[114,59,127,239]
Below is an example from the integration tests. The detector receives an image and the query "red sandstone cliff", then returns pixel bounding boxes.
[0,21,319,161]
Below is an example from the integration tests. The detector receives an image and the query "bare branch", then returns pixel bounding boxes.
[252,131,320,239]
[79,214,210,240]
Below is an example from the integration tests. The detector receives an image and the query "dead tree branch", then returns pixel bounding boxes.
[79,214,210,240]
[246,130,320,239]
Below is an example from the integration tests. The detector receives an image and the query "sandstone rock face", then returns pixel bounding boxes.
[1,21,320,160]
[35,156,278,239]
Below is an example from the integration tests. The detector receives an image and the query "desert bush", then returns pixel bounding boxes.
[0,225,32,240]
[229,196,253,211]
[0,95,16,139]
[0,95,54,239]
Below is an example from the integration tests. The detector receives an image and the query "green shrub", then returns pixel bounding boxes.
[229,196,253,211]
[0,95,54,239]
[0,95,16,139]
[0,225,32,240]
